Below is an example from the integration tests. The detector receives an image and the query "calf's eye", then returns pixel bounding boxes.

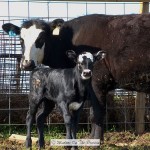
[78,64,82,70]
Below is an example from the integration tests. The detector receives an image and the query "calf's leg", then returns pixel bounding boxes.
[59,102,72,139]
[26,100,39,148]
[58,101,72,150]
[71,101,84,138]
[36,98,55,149]
[70,108,83,150]
[26,86,44,149]
[71,110,80,140]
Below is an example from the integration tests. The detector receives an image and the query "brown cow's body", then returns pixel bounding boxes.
[61,14,150,92]
[3,13,150,147]
[61,14,150,141]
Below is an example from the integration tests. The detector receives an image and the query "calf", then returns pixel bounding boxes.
[26,50,102,149]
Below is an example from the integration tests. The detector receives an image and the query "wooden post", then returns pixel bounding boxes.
[135,1,149,135]
[140,2,149,13]
[135,92,145,134]
[142,2,149,13]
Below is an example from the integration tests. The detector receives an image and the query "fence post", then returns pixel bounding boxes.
[135,1,149,135]
[140,2,149,13]
[135,92,145,134]
[142,2,149,13]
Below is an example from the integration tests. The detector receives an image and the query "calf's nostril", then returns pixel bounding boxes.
[83,72,86,76]
[83,70,92,76]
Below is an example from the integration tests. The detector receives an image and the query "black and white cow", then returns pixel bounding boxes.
[2,19,73,70]
[26,50,102,149]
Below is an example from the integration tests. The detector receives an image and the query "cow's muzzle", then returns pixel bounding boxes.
[20,59,36,71]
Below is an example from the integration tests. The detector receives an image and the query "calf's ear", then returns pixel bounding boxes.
[94,50,106,60]
[2,23,20,36]
[50,19,64,36]
[66,50,77,62]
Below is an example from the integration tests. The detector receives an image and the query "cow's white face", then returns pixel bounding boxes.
[20,25,45,70]
[78,52,94,80]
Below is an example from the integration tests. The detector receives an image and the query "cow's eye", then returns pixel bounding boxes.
[20,38,24,48]
[35,32,45,48]
[20,38,24,44]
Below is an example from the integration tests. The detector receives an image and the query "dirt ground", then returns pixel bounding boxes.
[0,132,150,150]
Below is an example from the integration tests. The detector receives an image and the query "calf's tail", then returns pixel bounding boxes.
[69,101,83,111]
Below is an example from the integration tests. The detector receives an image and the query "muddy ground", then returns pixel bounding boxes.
[0,132,150,150]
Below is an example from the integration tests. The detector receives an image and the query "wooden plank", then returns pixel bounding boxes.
[135,93,145,134]
[9,134,38,144]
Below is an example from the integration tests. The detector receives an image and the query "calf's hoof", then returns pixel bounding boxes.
[38,148,45,150]
[25,138,32,149]
[26,148,32,150]
[71,147,78,150]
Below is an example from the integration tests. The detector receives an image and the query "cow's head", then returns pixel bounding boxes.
[2,19,64,70]
[66,50,105,80]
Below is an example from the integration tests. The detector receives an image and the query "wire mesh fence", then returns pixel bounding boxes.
[0,1,150,135]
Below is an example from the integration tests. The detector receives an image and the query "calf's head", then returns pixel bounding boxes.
[2,19,64,70]
[67,50,105,80]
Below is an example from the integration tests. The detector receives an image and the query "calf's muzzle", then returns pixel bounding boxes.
[82,69,92,79]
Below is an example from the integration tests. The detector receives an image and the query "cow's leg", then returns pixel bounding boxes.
[36,98,55,149]
[91,98,105,141]
[89,106,96,138]
[89,107,104,141]
[89,84,106,142]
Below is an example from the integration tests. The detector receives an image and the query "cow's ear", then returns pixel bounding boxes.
[94,50,106,60]
[66,50,77,62]
[2,23,20,36]
[51,19,64,28]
